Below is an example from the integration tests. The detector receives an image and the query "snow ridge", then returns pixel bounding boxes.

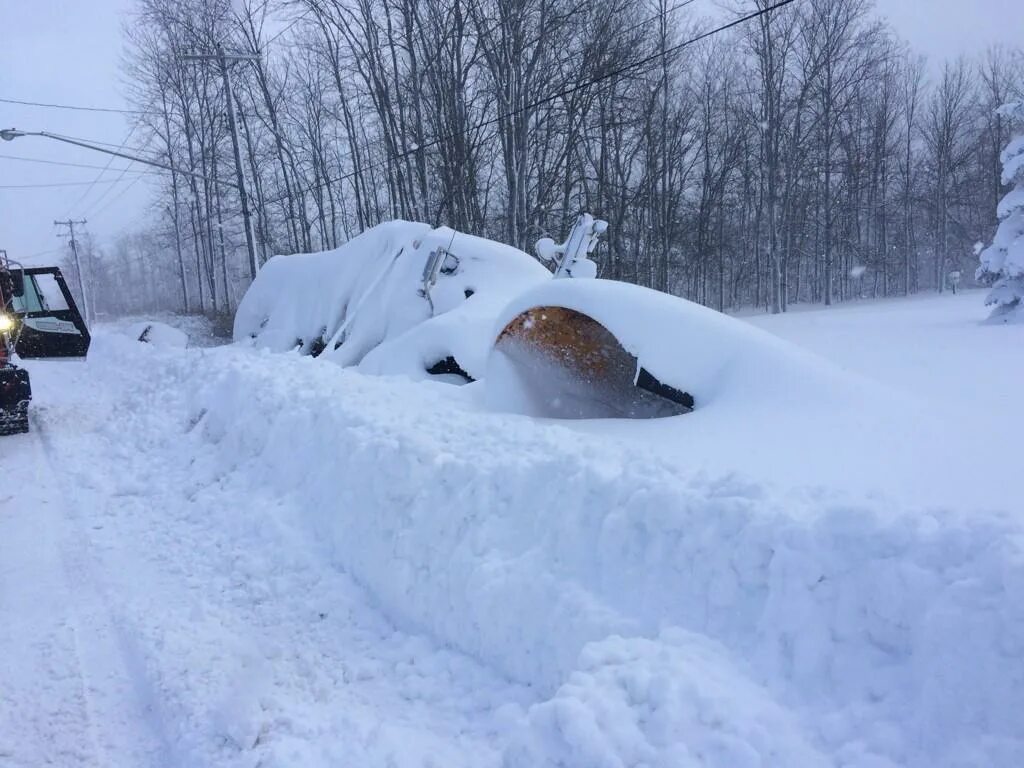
[192,343,1024,768]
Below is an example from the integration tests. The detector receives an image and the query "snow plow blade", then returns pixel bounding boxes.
[493,306,694,419]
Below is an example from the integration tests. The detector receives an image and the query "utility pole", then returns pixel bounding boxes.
[181,47,260,280]
[54,219,90,325]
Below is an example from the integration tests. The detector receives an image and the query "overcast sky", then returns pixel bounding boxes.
[1,0,1020,267]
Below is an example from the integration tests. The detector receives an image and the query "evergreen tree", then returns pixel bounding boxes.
[977,101,1024,322]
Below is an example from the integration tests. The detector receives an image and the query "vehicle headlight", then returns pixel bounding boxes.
[0,314,15,332]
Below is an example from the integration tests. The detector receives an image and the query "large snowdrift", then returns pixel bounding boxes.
[233,221,549,381]
[190,338,1024,768]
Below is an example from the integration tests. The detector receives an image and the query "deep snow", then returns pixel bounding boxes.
[2,289,1022,767]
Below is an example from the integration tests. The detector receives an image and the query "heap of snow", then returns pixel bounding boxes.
[125,320,189,349]
[190,334,1024,767]
[233,221,549,380]
[977,101,1024,322]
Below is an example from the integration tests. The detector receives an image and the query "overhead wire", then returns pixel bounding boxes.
[1,0,687,171]
[268,0,699,200]
[263,0,799,208]
[0,178,144,189]
[80,150,143,219]
[6,0,792,236]
[0,95,157,115]
[261,6,313,49]
[1,95,262,121]
[89,173,149,220]
[66,123,139,216]
[258,0,700,210]
[0,154,161,174]
[24,247,62,261]
[46,130,153,150]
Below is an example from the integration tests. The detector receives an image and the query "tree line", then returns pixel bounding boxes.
[86,0,1024,318]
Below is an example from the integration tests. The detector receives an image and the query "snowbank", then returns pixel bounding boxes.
[191,341,1024,768]
[233,221,549,380]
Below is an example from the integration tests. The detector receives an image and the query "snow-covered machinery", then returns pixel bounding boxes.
[0,250,91,435]
[234,216,695,419]
[490,214,694,418]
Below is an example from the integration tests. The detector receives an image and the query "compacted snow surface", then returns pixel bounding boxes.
[1,289,1022,767]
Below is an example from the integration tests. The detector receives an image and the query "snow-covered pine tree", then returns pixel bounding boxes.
[977,101,1024,322]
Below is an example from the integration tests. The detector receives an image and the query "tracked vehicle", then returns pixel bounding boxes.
[0,250,90,435]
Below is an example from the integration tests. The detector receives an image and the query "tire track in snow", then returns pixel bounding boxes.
[29,412,190,768]
[0,428,100,767]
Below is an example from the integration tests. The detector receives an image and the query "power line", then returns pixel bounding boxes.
[81,160,141,219]
[0,154,161,174]
[2,95,264,121]
[89,173,148,220]
[67,124,138,216]
[23,247,62,261]
[0,178,147,189]
[265,0,798,208]
[620,0,699,38]
[258,0,700,210]
[2,0,679,146]
[0,95,156,116]
[261,7,313,49]
[46,131,152,150]
[3,130,238,191]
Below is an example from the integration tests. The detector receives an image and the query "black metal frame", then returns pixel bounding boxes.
[13,267,91,359]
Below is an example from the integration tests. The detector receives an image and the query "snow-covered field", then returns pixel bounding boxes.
[1,290,1021,767]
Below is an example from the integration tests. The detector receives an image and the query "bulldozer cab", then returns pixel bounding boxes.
[1,255,89,435]
[4,266,90,359]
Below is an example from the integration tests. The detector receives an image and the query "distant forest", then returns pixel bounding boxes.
[73,0,1024,318]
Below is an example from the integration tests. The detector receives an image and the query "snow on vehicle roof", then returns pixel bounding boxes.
[233,221,550,381]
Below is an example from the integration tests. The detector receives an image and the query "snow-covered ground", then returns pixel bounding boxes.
[1,290,1021,767]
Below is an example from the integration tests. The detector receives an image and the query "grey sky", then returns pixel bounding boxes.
[874,0,1021,60]
[1,0,1020,267]
[1,0,154,266]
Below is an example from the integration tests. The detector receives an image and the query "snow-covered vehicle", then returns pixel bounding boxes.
[233,220,550,384]
[237,217,800,420]
[235,218,693,418]
[0,252,91,434]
